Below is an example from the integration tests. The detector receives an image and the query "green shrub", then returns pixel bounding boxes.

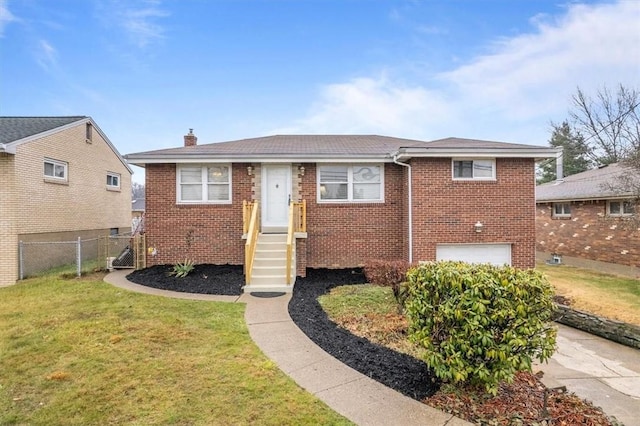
[364,259,412,311]
[170,259,195,278]
[405,261,557,394]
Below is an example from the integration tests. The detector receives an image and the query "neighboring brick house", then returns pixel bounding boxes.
[0,116,133,286]
[126,132,558,291]
[536,163,639,268]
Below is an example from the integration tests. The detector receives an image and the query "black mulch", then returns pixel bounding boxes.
[126,264,244,296]
[125,264,439,400]
[290,268,440,400]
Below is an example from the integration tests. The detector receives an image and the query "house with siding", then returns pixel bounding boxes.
[126,131,559,292]
[0,116,133,286]
[536,162,639,269]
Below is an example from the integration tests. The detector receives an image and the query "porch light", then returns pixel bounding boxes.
[298,165,305,176]
[474,221,484,233]
[247,165,254,176]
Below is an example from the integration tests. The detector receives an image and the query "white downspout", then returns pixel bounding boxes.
[392,155,413,263]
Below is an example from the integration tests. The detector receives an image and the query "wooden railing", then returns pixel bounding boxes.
[243,201,260,284]
[286,201,307,285]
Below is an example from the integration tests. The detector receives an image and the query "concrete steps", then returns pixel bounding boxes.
[244,233,295,293]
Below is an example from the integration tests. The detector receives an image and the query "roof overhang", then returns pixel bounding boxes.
[125,153,395,167]
[392,146,562,162]
[0,142,16,154]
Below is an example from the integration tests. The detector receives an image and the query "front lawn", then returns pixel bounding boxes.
[0,273,351,425]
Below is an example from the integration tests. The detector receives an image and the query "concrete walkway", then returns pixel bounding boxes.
[105,270,640,425]
[105,270,469,425]
[536,324,640,426]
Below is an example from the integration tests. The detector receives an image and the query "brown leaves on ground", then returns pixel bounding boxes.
[426,371,615,425]
[332,311,617,426]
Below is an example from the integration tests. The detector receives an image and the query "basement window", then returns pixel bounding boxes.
[553,202,571,218]
[608,200,634,216]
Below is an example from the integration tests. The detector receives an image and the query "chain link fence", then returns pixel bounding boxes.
[19,234,145,279]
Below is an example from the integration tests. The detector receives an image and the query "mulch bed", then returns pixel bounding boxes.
[126,264,244,295]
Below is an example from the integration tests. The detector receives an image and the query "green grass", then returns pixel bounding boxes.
[0,273,352,425]
[537,263,640,325]
[318,284,396,318]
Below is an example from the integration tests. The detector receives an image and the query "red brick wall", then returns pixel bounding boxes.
[411,158,537,269]
[145,163,252,266]
[536,201,640,267]
[145,158,537,271]
[297,163,407,268]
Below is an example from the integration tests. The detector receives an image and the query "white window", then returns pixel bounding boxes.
[608,200,634,216]
[107,172,120,189]
[553,202,571,217]
[318,164,383,202]
[177,164,231,203]
[452,159,495,180]
[44,158,67,181]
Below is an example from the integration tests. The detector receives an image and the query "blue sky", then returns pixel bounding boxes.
[1,0,639,184]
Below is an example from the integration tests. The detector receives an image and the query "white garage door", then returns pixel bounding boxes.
[436,244,512,266]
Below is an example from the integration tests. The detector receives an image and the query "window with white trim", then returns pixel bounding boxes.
[452,159,495,180]
[177,164,231,203]
[553,202,571,217]
[44,158,67,181]
[608,200,634,216]
[106,172,120,189]
[318,164,383,202]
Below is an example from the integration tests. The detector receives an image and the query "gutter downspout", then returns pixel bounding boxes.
[393,154,413,263]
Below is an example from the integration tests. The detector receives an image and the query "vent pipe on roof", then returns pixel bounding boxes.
[184,128,197,147]
[556,151,563,181]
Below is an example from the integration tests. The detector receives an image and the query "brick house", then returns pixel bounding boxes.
[536,163,639,268]
[0,116,133,286]
[126,132,559,292]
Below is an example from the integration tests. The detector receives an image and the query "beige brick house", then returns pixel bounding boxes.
[127,132,559,292]
[536,162,639,269]
[0,116,133,286]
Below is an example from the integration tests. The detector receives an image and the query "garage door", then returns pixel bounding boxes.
[435,244,512,266]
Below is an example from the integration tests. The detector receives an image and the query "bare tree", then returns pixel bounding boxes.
[132,182,145,200]
[569,84,640,165]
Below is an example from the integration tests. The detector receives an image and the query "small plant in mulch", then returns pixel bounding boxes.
[169,259,195,278]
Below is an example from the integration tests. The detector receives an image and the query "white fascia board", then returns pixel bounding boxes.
[0,142,15,154]
[89,118,134,175]
[393,147,562,161]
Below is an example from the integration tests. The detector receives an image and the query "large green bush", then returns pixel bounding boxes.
[405,261,557,394]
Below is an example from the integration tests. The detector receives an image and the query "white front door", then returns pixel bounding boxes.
[262,164,292,232]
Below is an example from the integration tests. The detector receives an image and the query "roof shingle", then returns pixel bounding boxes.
[0,116,87,144]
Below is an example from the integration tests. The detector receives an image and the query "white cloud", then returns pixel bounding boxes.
[286,1,640,145]
[35,39,58,71]
[0,0,16,37]
[103,0,169,48]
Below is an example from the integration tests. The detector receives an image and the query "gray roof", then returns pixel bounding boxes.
[125,135,558,164]
[0,116,87,144]
[536,163,636,202]
[132,199,145,211]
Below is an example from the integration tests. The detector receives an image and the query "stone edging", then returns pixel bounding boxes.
[553,304,640,349]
